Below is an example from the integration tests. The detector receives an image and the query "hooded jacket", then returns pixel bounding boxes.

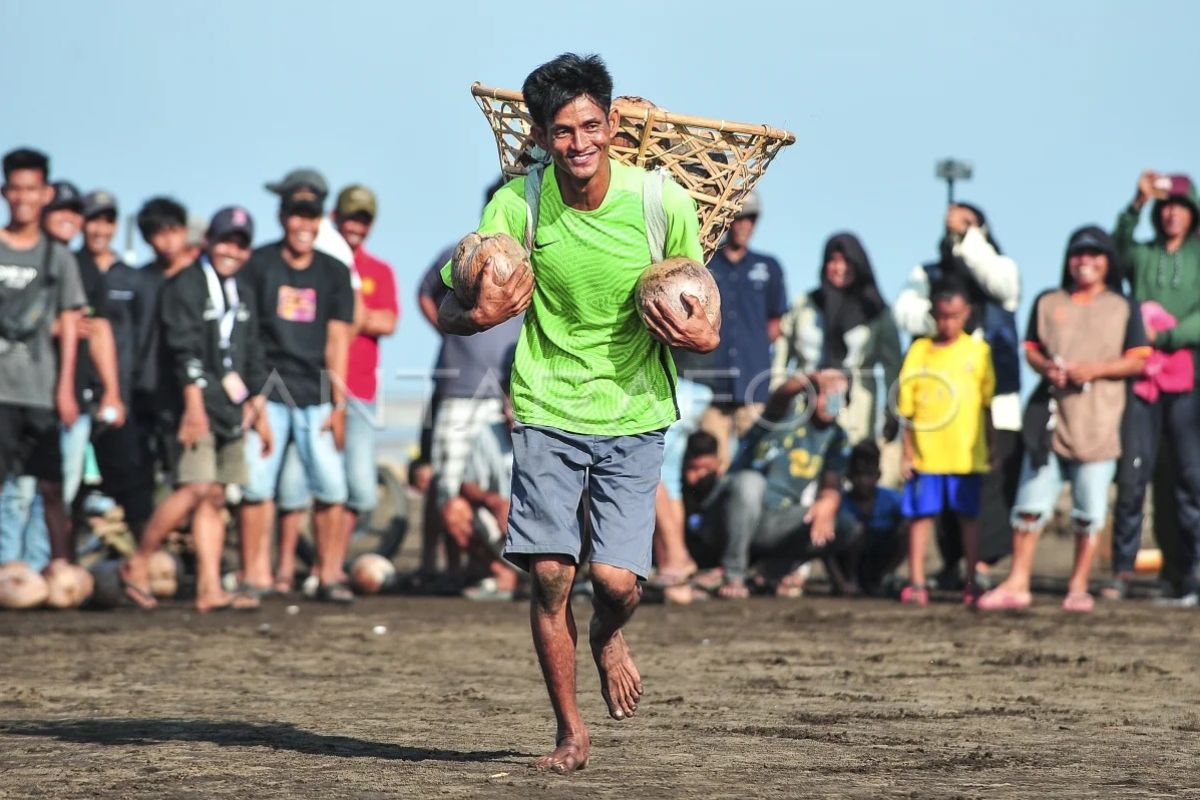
[1114,180,1200,361]
[773,232,901,444]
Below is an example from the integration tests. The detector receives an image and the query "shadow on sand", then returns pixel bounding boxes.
[0,718,531,764]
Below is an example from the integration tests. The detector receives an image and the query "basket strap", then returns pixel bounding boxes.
[523,163,544,251]
[643,167,668,263]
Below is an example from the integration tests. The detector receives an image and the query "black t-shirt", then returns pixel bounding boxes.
[245,242,354,408]
[72,249,112,404]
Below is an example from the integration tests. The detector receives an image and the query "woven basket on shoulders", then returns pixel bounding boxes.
[471,83,796,263]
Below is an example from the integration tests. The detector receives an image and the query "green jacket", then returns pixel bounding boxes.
[1114,189,1200,353]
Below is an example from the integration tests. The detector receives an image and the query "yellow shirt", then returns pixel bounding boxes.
[897,333,994,474]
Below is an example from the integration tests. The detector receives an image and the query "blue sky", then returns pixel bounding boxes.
[7,0,1198,403]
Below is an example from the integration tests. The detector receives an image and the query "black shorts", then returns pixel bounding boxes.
[0,403,63,483]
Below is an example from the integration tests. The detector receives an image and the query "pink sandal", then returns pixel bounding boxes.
[976,587,1033,612]
[1061,592,1094,613]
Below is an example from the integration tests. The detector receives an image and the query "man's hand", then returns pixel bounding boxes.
[1044,360,1070,390]
[471,261,534,329]
[805,498,837,548]
[254,412,273,457]
[56,385,80,428]
[323,406,347,451]
[1145,325,1159,345]
[642,294,720,353]
[98,391,126,428]
[1065,363,1098,386]
[178,405,210,447]
[900,449,915,482]
[77,316,94,340]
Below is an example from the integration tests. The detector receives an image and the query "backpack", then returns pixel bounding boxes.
[0,238,56,351]
[522,163,671,262]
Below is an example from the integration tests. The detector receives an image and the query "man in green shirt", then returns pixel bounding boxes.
[1111,171,1200,603]
[438,53,719,773]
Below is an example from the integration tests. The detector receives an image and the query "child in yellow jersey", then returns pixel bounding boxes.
[896,278,995,607]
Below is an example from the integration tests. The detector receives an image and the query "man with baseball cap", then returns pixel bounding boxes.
[238,169,356,603]
[43,180,85,247]
[690,191,789,468]
[123,206,270,612]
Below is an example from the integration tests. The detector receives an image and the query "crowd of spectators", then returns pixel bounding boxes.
[1,142,1198,613]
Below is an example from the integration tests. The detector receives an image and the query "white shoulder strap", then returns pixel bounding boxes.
[643,167,669,263]
[524,164,544,252]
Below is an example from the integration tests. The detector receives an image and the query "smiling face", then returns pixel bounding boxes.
[533,95,618,183]
[44,207,83,244]
[824,250,856,289]
[208,233,252,278]
[83,213,116,256]
[1161,201,1195,240]
[281,211,319,256]
[335,212,372,250]
[1067,249,1109,291]
[3,168,53,229]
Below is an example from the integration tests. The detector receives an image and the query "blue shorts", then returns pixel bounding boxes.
[243,401,348,506]
[276,400,379,513]
[504,422,665,579]
[901,472,982,518]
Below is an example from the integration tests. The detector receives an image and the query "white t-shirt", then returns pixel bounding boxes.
[315,216,361,290]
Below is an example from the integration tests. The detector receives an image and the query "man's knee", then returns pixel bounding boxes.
[441,497,474,546]
[728,469,767,504]
[530,556,576,613]
[591,562,640,614]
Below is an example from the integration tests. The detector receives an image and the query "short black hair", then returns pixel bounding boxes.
[522,53,613,131]
[3,148,50,183]
[684,431,719,462]
[137,196,187,240]
[930,274,969,304]
[848,440,881,475]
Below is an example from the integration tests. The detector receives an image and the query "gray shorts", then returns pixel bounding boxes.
[504,423,666,579]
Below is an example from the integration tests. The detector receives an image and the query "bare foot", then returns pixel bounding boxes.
[195,591,260,614]
[532,732,590,774]
[717,579,749,600]
[120,556,158,610]
[591,628,643,720]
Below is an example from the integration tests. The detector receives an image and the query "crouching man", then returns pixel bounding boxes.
[683,370,862,598]
[123,207,271,612]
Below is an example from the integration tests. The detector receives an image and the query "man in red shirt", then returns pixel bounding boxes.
[332,184,398,562]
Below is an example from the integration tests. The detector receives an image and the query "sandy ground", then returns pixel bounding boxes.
[3,545,1200,800]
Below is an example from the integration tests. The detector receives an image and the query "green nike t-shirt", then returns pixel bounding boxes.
[442,158,704,435]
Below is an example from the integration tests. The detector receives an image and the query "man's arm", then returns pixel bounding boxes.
[88,318,125,426]
[437,261,534,336]
[956,227,1020,312]
[55,309,80,426]
[894,266,935,337]
[325,320,352,409]
[806,471,843,547]
[460,480,509,525]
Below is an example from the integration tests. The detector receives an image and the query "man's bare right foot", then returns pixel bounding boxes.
[591,628,644,720]
[120,556,158,610]
[532,732,589,774]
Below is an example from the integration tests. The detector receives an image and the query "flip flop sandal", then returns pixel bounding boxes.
[646,565,698,590]
[1061,592,1095,613]
[122,581,158,610]
[976,587,1033,612]
[316,582,356,604]
[690,568,725,593]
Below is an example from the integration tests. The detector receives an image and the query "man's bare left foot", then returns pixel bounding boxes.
[591,627,643,720]
[532,732,590,774]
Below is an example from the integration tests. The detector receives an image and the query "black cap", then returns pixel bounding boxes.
[82,190,118,220]
[47,181,84,213]
[265,167,328,199]
[280,186,324,217]
[207,206,254,243]
[1066,226,1115,257]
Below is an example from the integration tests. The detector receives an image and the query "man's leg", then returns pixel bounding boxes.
[239,402,291,590]
[190,484,229,612]
[273,443,310,590]
[589,563,644,720]
[989,454,1064,597]
[1165,392,1200,596]
[529,555,589,773]
[297,403,350,592]
[92,419,156,544]
[340,400,378,565]
[716,470,768,595]
[1111,395,1160,578]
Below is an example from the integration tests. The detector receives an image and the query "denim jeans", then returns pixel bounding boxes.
[0,475,50,570]
[275,400,377,513]
[1012,453,1117,536]
[243,402,347,505]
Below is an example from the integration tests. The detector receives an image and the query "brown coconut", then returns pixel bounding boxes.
[450,232,529,308]
[44,562,95,609]
[0,562,49,610]
[147,551,179,599]
[636,257,721,329]
[349,553,396,596]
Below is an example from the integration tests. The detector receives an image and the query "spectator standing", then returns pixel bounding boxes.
[774,231,901,445]
[123,207,270,612]
[693,193,788,468]
[894,202,1021,583]
[239,177,355,603]
[896,279,995,608]
[1110,172,1200,604]
[42,180,84,247]
[979,227,1148,613]
[0,148,84,566]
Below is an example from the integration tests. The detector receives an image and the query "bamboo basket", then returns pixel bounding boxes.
[471,83,796,263]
